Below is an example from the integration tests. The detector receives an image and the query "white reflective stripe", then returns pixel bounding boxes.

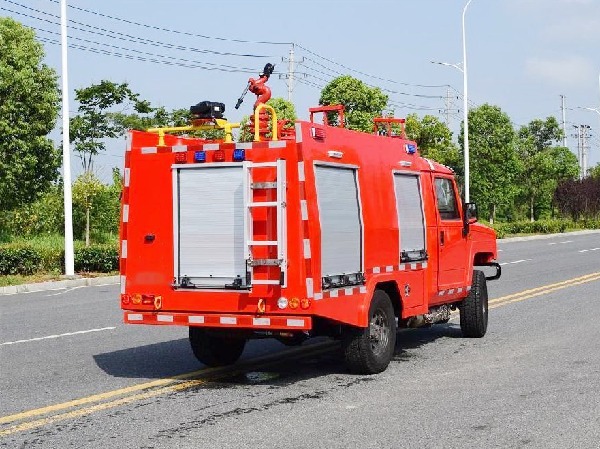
[120,276,126,294]
[421,262,428,269]
[253,317,270,326]
[122,204,129,223]
[126,132,132,151]
[287,319,305,327]
[373,267,380,274]
[359,286,367,294]
[124,168,130,187]
[157,315,174,323]
[344,287,354,295]
[303,239,311,259]
[300,200,308,220]
[467,286,472,291]
[269,141,286,148]
[141,147,157,154]
[457,287,463,294]
[128,314,143,321]
[386,265,393,272]
[398,264,406,271]
[410,263,417,270]
[330,290,339,298]
[306,278,314,298]
[448,289,455,295]
[121,240,128,259]
[188,316,205,324]
[220,317,237,325]
[235,142,253,150]
[172,145,187,152]
[298,162,305,182]
[314,292,323,300]
[295,123,303,143]
[438,290,446,296]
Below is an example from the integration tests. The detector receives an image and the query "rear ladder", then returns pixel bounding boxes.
[243,160,287,287]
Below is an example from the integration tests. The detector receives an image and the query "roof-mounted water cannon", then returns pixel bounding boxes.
[235,63,275,110]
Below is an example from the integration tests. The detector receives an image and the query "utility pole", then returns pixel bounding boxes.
[560,94,567,147]
[582,124,590,177]
[280,44,305,103]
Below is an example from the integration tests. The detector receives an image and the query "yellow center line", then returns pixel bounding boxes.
[490,275,600,309]
[488,272,600,305]
[0,342,336,436]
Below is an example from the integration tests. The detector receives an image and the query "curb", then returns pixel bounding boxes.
[499,229,600,243]
[0,275,120,296]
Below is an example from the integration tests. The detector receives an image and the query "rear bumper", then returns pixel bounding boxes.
[123,311,312,331]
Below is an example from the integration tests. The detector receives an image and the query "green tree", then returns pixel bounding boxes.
[0,18,60,211]
[405,114,461,173]
[516,117,578,221]
[70,80,152,172]
[319,75,388,132]
[463,104,522,223]
[588,163,600,179]
[72,172,104,247]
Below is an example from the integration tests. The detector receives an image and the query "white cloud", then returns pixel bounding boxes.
[525,56,595,86]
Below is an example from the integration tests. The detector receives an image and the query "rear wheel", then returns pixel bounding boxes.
[188,327,247,366]
[460,270,488,338]
[342,290,397,374]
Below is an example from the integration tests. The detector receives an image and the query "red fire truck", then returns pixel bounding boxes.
[119,67,500,374]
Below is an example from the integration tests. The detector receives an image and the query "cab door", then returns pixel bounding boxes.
[433,176,468,290]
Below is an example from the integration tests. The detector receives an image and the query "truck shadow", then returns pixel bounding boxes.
[93,323,462,383]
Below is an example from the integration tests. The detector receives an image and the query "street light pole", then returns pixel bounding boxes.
[60,0,74,276]
[462,0,474,203]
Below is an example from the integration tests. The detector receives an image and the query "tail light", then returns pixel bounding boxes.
[213,149,225,162]
[300,298,311,309]
[141,294,154,305]
[174,152,187,163]
[121,294,130,305]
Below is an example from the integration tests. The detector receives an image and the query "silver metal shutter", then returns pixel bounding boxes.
[314,165,362,276]
[176,165,245,286]
[394,174,426,256]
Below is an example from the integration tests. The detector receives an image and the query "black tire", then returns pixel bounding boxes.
[342,290,397,374]
[188,327,247,366]
[460,270,488,338]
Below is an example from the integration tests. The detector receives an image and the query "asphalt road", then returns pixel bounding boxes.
[1,231,599,448]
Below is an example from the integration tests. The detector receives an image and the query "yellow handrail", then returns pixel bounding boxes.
[147,118,240,146]
[253,103,278,142]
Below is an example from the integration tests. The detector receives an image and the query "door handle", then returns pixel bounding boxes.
[440,230,445,246]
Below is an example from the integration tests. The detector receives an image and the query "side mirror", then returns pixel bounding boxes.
[463,202,478,236]
[465,202,478,224]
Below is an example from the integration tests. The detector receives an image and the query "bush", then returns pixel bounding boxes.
[490,219,597,238]
[74,245,119,273]
[0,246,42,275]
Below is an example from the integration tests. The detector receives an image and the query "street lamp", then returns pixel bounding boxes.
[431,0,475,202]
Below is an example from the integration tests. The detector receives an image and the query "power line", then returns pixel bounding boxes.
[1,2,273,58]
[45,0,291,46]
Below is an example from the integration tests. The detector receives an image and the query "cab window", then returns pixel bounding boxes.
[434,178,459,220]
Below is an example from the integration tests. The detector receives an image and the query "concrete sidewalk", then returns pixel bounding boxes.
[0,275,120,296]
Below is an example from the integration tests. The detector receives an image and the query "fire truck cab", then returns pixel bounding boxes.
[120,93,500,375]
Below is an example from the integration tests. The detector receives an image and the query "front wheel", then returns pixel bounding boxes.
[342,290,397,374]
[189,327,247,367]
[459,270,489,338]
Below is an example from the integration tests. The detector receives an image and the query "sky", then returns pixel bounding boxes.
[2,0,599,181]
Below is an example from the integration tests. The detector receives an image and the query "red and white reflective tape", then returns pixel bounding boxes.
[366,262,428,275]
[438,285,471,297]
[314,285,367,301]
[124,312,312,330]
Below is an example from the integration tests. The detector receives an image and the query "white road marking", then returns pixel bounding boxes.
[499,259,532,266]
[579,248,600,253]
[0,327,116,346]
[549,240,573,245]
[45,286,86,297]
